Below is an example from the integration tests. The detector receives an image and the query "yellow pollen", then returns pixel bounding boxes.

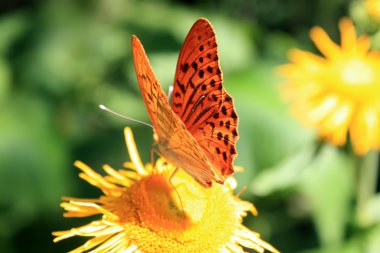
[130,173,191,233]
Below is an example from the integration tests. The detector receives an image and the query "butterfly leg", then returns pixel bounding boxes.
[150,143,159,169]
[150,146,186,215]
[168,167,187,215]
[235,185,247,198]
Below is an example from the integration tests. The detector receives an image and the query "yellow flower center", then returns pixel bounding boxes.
[111,167,248,252]
[341,59,373,85]
[328,57,380,102]
[129,173,191,233]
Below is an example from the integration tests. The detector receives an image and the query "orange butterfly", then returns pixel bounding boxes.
[132,18,239,188]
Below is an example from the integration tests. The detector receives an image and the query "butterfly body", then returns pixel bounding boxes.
[132,18,239,188]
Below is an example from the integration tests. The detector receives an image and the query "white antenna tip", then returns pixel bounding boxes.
[99,104,107,110]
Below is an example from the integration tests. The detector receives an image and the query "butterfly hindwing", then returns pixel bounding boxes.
[171,18,239,180]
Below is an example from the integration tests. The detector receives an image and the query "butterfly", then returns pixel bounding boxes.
[132,18,239,188]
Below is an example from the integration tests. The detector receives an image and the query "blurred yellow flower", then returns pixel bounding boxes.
[279,18,380,155]
[366,0,380,20]
[53,127,278,253]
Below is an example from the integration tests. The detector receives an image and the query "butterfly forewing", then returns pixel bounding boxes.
[132,35,220,187]
[171,18,239,180]
[131,36,170,128]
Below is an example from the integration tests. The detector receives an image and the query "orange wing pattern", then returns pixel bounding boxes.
[132,35,220,187]
[171,18,239,179]
[132,18,238,187]
[131,35,170,128]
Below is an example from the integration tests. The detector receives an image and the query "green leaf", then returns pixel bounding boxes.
[251,145,316,196]
[300,145,354,247]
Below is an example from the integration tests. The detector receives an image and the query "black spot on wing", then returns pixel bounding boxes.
[199,70,204,78]
[225,95,232,103]
[231,111,238,123]
[192,62,198,71]
[182,63,189,73]
[221,106,227,115]
[176,80,186,94]
[225,120,231,129]
[223,134,229,146]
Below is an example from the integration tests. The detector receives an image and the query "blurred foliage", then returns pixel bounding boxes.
[0,0,379,252]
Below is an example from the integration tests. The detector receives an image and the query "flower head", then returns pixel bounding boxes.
[53,127,278,253]
[278,18,380,155]
[365,0,380,21]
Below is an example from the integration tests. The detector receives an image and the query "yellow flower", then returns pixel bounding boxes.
[53,127,278,253]
[365,0,380,21]
[278,18,380,155]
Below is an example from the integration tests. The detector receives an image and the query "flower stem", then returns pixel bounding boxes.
[356,151,379,227]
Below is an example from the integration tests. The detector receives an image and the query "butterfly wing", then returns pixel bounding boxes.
[132,35,219,187]
[131,35,170,128]
[171,18,239,180]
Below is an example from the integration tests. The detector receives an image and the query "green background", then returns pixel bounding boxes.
[1,0,379,252]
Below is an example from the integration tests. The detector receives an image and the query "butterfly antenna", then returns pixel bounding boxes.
[99,104,153,128]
